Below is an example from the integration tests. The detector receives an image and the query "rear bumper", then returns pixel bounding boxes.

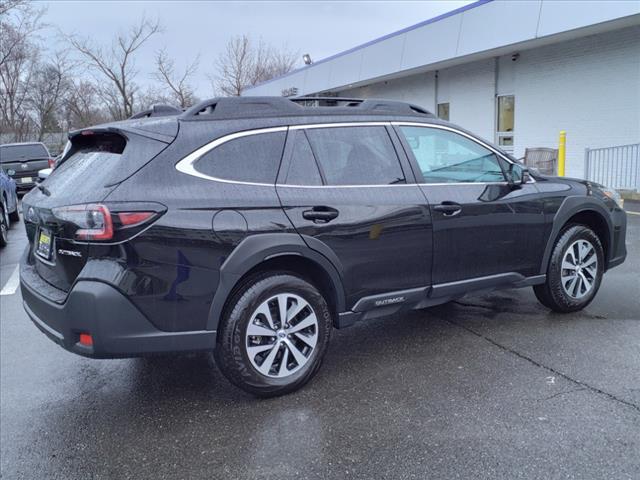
[20,266,216,358]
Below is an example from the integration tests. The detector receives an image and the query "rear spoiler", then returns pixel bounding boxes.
[69,125,176,145]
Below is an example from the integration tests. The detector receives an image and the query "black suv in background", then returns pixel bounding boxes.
[0,142,53,193]
[20,97,627,396]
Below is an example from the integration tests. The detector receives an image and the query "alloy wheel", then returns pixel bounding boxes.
[245,293,319,378]
[561,239,598,299]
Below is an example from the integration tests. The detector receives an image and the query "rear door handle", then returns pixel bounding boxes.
[302,206,339,223]
[433,202,462,216]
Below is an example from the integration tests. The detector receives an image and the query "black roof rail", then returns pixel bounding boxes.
[179,96,434,120]
[129,104,182,119]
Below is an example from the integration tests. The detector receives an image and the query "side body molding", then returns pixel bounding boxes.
[206,233,346,331]
[539,196,614,275]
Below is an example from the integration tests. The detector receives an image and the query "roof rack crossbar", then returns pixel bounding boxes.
[290,97,364,104]
[179,96,434,120]
[129,104,182,119]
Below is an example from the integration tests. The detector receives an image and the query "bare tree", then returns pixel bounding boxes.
[153,49,199,108]
[213,35,297,96]
[0,0,46,140]
[63,80,108,129]
[0,0,27,17]
[28,52,72,140]
[64,17,162,119]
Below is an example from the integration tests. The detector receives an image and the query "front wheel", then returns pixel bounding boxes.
[534,225,604,313]
[215,273,332,397]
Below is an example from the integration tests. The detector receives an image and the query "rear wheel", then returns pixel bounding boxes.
[215,273,332,397]
[534,225,604,312]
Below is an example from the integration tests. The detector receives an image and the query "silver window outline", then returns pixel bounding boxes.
[174,126,288,187]
[392,121,535,186]
[173,121,534,188]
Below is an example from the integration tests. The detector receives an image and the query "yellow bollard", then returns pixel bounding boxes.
[558,130,566,176]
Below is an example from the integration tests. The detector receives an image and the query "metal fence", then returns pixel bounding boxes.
[584,143,640,191]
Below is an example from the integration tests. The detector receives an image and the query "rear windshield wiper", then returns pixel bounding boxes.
[37,184,51,196]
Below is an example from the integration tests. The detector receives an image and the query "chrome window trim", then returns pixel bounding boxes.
[174,126,288,187]
[174,121,534,187]
[289,122,389,130]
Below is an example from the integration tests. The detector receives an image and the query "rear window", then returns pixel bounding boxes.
[305,126,405,186]
[194,131,286,184]
[45,150,123,197]
[0,144,49,163]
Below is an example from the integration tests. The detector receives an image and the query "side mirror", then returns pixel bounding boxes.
[507,163,528,186]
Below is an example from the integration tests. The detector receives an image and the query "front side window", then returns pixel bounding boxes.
[399,126,505,184]
[305,126,405,186]
[194,131,286,184]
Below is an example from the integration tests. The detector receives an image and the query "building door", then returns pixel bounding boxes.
[496,95,515,154]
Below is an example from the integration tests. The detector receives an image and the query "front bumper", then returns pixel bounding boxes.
[20,262,216,358]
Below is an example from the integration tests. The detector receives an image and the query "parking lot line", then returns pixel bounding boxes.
[626,211,640,216]
[0,265,20,296]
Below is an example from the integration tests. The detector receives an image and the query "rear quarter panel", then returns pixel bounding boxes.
[101,119,298,332]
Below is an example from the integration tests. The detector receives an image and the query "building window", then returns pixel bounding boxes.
[497,95,515,147]
[437,103,449,121]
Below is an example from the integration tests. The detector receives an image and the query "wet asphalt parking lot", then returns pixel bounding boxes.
[1,206,639,480]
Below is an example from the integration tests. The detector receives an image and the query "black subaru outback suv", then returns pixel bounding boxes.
[20,97,627,396]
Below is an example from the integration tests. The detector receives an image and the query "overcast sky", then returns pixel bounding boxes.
[40,1,473,98]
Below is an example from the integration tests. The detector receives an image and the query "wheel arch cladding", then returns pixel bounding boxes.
[206,233,346,331]
[541,197,613,275]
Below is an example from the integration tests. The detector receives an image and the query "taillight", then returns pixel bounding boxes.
[117,211,154,226]
[52,204,113,240]
[51,203,163,242]
[48,158,55,169]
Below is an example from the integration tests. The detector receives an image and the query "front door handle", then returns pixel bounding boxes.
[433,202,462,216]
[302,206,339,223]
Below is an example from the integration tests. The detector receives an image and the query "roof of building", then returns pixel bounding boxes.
[244,0,640,97]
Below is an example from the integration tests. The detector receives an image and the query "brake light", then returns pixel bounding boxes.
[51,203,163,242]
[118,211,154,226]
[48,158,55,169]
[52,204,113,240]
[79,333,93,346]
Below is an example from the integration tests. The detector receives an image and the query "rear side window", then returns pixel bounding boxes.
[195,131,286,184]
[284,131,322,186]
[0,144,49,163]
[305,126,405,186]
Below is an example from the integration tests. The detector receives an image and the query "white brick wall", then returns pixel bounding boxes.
[339,72,436,111]
[513,25,640,178]
[436,59,495,141]
[337,25,640,180]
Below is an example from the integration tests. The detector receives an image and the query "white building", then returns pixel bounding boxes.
[244,0,640,180]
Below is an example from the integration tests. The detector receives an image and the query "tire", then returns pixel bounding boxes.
[9,204,20,222]
[0,201,8,248]
[215,272,332,397]
[534,225,604,313]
